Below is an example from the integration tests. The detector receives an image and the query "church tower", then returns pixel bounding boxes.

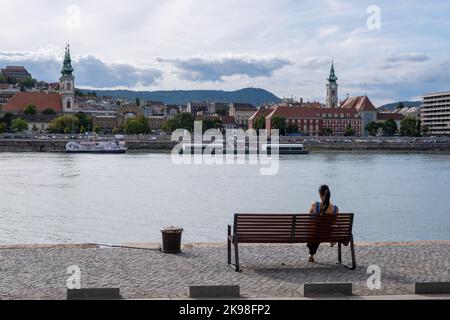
[326,61,339,108]
[60,44,75,113]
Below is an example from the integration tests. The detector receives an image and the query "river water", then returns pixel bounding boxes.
[0,152,449,244]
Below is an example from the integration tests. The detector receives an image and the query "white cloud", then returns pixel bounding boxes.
[0,0,449,105]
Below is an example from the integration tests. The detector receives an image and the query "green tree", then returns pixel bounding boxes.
[125,116,149,134]
[112,128,120,135]
[0,122,7,133]
[202,118,223,132]
[216,107,228,116]
[48,115,80,134]
[11,118,28,133]
[396,102,405,110]
[271,116,287,135]
[42,108,57,115]
[382,119,398,136]
[254,116,266,132]
[322,127,333,136]
[20,78,37,88]
[0,74,6,83]
[94,126,101,134]
[162,113,196,133]
[366,121,380,136]
[74,112,93,132]
[400,116,419,137]
[135,97,141,107]
[1,113,14,130]
[344,124,355,137]
[23,104,37,115]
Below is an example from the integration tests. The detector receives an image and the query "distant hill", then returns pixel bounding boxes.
[84,88,281,106]
[378,101,421,111]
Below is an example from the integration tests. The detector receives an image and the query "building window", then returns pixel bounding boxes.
[66,101,71,109]
[66,82,71,91]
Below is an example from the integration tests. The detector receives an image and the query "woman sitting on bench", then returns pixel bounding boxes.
[307,185,339,263]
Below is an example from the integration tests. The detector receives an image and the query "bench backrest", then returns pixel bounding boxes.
[233,214,354,244]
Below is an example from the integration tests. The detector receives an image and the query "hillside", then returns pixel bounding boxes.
[85,88,281,106]
[378,101,421,111]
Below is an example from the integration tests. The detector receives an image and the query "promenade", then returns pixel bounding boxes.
[0,241,449,300]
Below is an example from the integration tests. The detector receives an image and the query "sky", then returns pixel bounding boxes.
[1,0,449,106]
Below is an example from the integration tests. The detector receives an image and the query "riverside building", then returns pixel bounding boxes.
[421,90,450,136]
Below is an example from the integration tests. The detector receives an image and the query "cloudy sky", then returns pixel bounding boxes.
[1,0,449,106]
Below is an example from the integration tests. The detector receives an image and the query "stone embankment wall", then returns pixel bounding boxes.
[1,139,450,153]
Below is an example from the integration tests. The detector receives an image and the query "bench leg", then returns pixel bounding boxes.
[234,243,240,272]
[227,226,232,265]
[350,236,356,270]
[337,242,342,264]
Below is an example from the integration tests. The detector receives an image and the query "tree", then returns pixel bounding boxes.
[112,128,120,135]
[1,113,14,130]
[400,116,420,137]
[48,115,80,134]
[42,108,57,115]
[0,74,6,83]
[382,119,398,136]
[23,104,37,115]
[254,116,266,132]
[271,116,287,135]
[216,107,228,116]
[124,116,149,135]
[344,124,355,137]
[396,102,405,110]
[74,112,93,132]
[366,121,380,136]
[202,118,223,133]
[0,122,7,133]
[135,97,141,107]
[20,78,37,88]
[162,113,196,133]
[11,118,28,133]
[322,127,333,136]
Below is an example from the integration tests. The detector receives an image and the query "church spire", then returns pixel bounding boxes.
[61,43,74,75]
[328,60,338,83]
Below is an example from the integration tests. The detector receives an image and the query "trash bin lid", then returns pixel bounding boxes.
[161,226,184,233]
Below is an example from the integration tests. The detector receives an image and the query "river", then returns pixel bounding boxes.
[0,152,449,244]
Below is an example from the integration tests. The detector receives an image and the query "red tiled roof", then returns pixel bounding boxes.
[267,106,321,120]
[220,115,237,125]
[3,92,63,114]
[377,113,404,121]
[249,108,273,121]
[340,96,376,112]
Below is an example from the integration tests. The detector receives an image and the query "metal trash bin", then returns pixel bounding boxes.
[161,226,184,253]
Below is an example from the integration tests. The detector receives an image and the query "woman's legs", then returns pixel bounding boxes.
[307,243,321,256]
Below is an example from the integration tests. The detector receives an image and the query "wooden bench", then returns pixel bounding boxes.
[227,213,356,272]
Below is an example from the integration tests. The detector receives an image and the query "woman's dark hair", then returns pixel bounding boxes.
[319,185,331,216]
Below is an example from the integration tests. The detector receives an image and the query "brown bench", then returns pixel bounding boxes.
[227,213,356,272]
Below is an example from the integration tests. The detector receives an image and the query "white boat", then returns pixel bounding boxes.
[65,141,128,154]
[181,143,308,155]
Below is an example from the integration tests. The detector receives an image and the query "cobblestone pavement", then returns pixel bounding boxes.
[0,241,449,300]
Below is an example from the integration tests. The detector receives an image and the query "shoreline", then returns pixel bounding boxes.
[1,240,449,250]
[2,140,450,154]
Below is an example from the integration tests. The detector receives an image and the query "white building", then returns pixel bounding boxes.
[421,91,450,135]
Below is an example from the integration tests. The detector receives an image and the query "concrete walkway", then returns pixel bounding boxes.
[0,241,449,300]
